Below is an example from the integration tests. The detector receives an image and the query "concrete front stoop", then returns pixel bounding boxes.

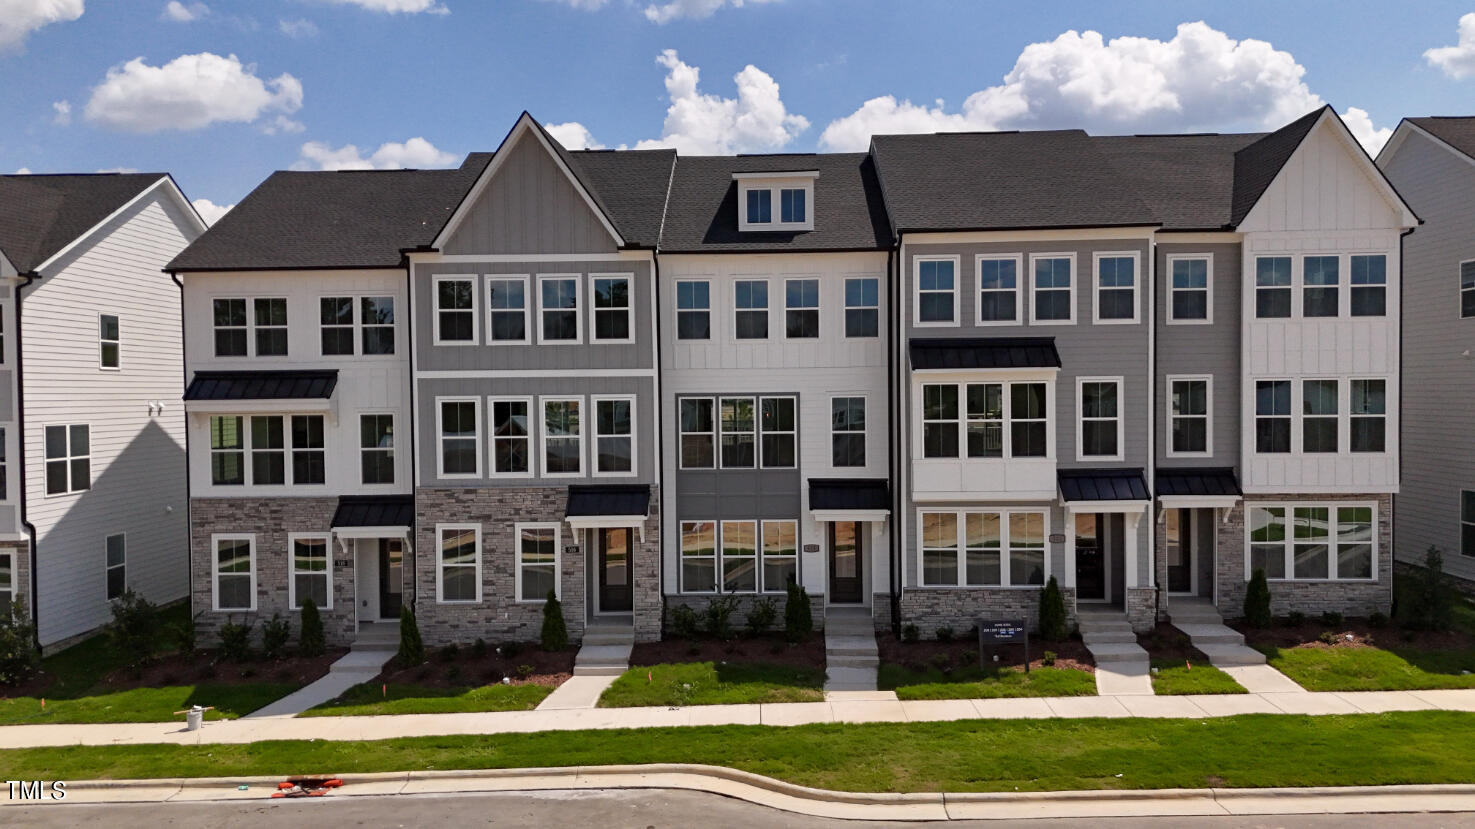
[573,616,634,677]
[824,607,882,694]
[1077,608,1154,696]
[243,621,398,718]
[1166,598,1307,694]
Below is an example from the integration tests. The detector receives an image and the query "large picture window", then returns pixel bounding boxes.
[681,519,798,594]
[921,509,1046,587]
[437,525,480,603]
[1248,504,1375,581]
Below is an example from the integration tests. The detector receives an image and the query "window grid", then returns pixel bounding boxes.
[1168,255,1211,323]
[680,519,798,594]
[212,534,255,611]
[252,298,288,356]
[515,523,560,602]
[44,424,90,496]
[921,381,1048,460]
[1078,378,1122,460]
[360,414,394,485]
[538,274,581,344]
[437,525,480,603]
[719,397,757,468]
[591,274,632,342]
[916,258,957,325]
[784,278,819,339]
[434,276,477,345]
[593,396,635,476]
[99,314,120,369]
[676,279,711,340]
[831,396,866,468]
[1350,255,1387,317]
[487,276,529,343]
[1168,377,1211,457]
[438,398,481,478]
[760,397,797,468]
[920,509,1047,587]
[844,277,879,337]
[1255,257,1292,319]
[105,533,125,601]
[490,397,532,476]
[288,534,331,610]
[291,415,326,484]
[678,398,715,469]
[1030,254,1075,323]
[541,397,584,476]
[1350,379,1387,453]
[1255,380,1292,454]
[1247,504,1375,581]
[1302,379,1339,454]
[1093,253,1138,323]
[733,279,769,340]
[976,256,1020,324]
[1302,256,1340,318]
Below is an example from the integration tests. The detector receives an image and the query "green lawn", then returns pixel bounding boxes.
[877,664,1096,700]
[1149,659,1247,695]
[1258,644,1475,692]
[4,712,1475,792]
[301,682,552,717]
[598,662,825,707]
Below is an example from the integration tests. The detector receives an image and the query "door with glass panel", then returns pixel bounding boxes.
[1165,508,1194,595]
[379,538,403,619]
[598,527,633,613]
[828,521,863,603]
[1074,513,1107,602]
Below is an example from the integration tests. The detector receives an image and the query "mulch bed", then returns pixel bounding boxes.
[378,643,575,690]
[876,633,1095,674]
[1138,623,1210,663]
[8,648,348,697]
[1230,618,1475,653]
[629,632,826,670]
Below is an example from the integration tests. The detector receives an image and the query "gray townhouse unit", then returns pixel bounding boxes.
[1378,116,1475,588]
[166,105,1415,652]
[0,172,204,649]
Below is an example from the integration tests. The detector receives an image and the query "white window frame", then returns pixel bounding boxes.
[43,423,90,496]
[250,297,289,357]
[318,294,397,357]
[358,412,396,486]
[436,396,482,479]
[536,273,583,345]
[675,278,712,341]
[0,425,9,502]
[318,295,356,356]
[736,176,815,232]
[915,380,1054,461]
[975,254,1022,326]
[289,414,327,486]
[99,313,120,370]
[917,508,1050,588]
[720,519,759,593]
[844,276,880,338]
[1166,375,1213,459]
[435,523,482,604]
[539,395,585,478]
[1254,256,1294,320]
[0,301,7,366]
[591,394,637,478]
[830,395,866,469]
[1461,259,1475,320]
[514,522,562,602]
[1029,252,1076,325]
[1462,490,1475,558]
[1301,254,1343,319]
[679,519,718,594]
[1076,376,1124,462]
[432,274,480,346]
[1244,502,1378,582]
[718,395,758,470]
[1092,251,1140,324]
[1253,378,1294,455]
[211,532,256,612]
[732,277,770,341]
[488,395,534,478]
[759,395,797,469]
[485,274,531,345]
[287,532,333,611]
[1301,377,1340,454]
[760,519,799,593]
[678,396,716,470]
[0,550,12,615]
[104,532,126,601]
[210,296,250,358]
[208,415,246,487]
[1166,253,1214,325]
[782,277,821,340]
[1350,378,1388,454]
[913,255,960,327]
[589,272,635,344]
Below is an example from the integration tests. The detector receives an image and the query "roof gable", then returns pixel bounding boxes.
[0,173,182,273]
[1380,117,1475,171]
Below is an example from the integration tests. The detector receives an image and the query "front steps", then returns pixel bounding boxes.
[1077,607,1153,696]
[1166,598,1306,693]
[824,607,880,693]
[573,616,634,677]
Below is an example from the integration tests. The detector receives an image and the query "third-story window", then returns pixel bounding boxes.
[360,414,394,484]
[734,280,768,339]
[436,278,476,343]
[1351,255,1387,317]
[99,315,120,369]
[746,189,772,224]
[1302,379,1338,453]
[1169,257,1210,321]
[44,424,89,495]
[844,277,878,337]
[1255,380,1292,453]
[1463,261,1475,318]
[977,257,1018,323]
[213,298,247,356]
[594,397,634,474]
[253,298,288,356]
[491,399,530,474]
[361,297,395,354]
[543,398,583,474]
[1095,256,1136,321]
[1303,256,1340,318]
[1255,257,1292,318]
[439,400,479,476]
[679,398,715,468]
[539,276,580,342]
[1079,380,1120,458]
[487,277,528,342]
[784,278,819,338]
[831,397,865,467]
[1170,378,1210,455]
[105,533,125,600]
[291,415,326,484]
[676,280,710,340]
[592,275,631,341]
[780,188,806,223]
[760,397,796,468]
[1032,256,1073,322]
[1350,379,1386,453]
[917,259,955,323]
[250,415,285,485]
[720,397,756,467]
[320,298,354,355]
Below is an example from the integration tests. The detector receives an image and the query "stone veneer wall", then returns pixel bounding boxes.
[190,497,358,648]
[1216,495,1394,619]
[871,593,894,633]
[664,591,826,633]
[1,540,28,621]
[1124,586,1156,633]
[897,587,1078,638]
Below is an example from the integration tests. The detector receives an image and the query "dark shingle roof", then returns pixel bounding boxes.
[1092,133,1262,231]
[184,370,338,401]
[568,149,676,248]
[1406,116,1475,162]
[0,173,165,273]
[332,495,414,528]
[1155,467,1241,498]
[909,337,1061,370]
[1058,468,1151,502]
[809,478,890,511]
[566,484,651,517]
[658,153,891,252]
[1230,106,1328,226]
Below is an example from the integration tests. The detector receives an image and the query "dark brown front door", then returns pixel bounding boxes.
[379,538,403,620]
[1166,508,1194,594]
[598,528,633,613]
[1075,513,1106,602]
[829,522,863,603]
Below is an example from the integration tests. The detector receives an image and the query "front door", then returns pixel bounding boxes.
[1166,508,1194,595]
[379,538,403,620]
[828,522,863,604]
[598,527,633,613]
[1075,513,1107,602]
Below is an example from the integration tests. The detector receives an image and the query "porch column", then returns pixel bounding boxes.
[1124,511,1141,589]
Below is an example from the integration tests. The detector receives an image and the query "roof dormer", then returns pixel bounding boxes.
[733,170,818,232]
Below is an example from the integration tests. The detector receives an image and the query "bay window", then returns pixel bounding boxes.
[922,509,1046,587]
[679,398,715,468]
[921,380,1048,459]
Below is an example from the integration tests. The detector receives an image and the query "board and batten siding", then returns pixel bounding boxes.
[1379,129,1475,580]
[23,190,197,646]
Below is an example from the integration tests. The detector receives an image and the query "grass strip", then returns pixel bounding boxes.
[1259,645,1475,692]
[598,662,825,707]
[878,664,1096,699]
[1147,659,1247,695]
[301,682,551,717]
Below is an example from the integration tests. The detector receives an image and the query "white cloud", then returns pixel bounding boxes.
[545,121,604,150]
[1425,13,1475,79]
[321,0,448,14]
[1342,107,1392,156]
[51,99,70,125]
[633,49,807,154]
[545,0,608,9]
[643,0,776,25]
[278,17,318,37]
[262,114,305,135]
[191,198,234,226]
[96,166,139,173]
[14,167,33,174]
[0,0,85,51]
[84,52,303,133]
[296,136,457,170]
[161,1,207,22]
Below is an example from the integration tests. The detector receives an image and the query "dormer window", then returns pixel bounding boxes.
[734,171,817,232]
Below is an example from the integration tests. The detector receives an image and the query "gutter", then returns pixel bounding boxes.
[651,252,666,637]
[171,272,193,629]
[15,273,39,649]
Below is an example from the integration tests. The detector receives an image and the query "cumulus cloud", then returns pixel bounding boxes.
[84,53,303,133]
[1425,13,1475,79]
[296,136,457,170]
[820,21,1390,152]
[96,166,139,173]
[545,0,608,9]
[192,198,234,226]
[1342,107,1392,156]
[633,49,807,154]
[262,114,305,134]
[0,0,85,51]
[278,17,318,37]
[15,167,34,174]
[322,0,448,13]
[545,121,604,150]
[161,1,207,22]
[643,0,776,24]
[51,99,70,125]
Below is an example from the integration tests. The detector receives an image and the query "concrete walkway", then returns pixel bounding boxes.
[1078,608,1154,696]
[244,625,397,719]
[823,607,880,692]
[1166,598,1306,694]
[573,616,634,677]
[536,675,617,710]
[4,688,1473,750]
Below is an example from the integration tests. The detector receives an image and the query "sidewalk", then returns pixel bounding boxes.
[2,688,1472,750]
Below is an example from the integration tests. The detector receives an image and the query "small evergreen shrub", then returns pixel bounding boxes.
[297,598,325,657]
[540,590,568,652]
[1243,569,1273,629]
[397,605,425,665]
[498,641,523,660]
[218,618,254,662]
[745,597,778,634]
[0,599,39,687]
[440,642,461,662]
[1042,650,1058,667]
[1368,611,1389,629]
[107,589,161,667]
[260,613,291,660]
[1287,610,1307,627]
[702,596,740,639]
[1320,611,1344,628]
[670,604,700,639]
[471,638,488,658]
[1318,630,1342,645]
[901,623,919,644]
[935,625,954,643]
[784,582,813,642]
[1402,546,1455,632]
[1038,576,1070,642]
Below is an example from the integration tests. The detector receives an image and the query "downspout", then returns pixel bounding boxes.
[1395,225,1415,585]
[171,272,192,625]
[888,237,901,636]
[1145,238,1158,618]
[15,273,39,650]
[651,250,666,637]
[405,261,418,615]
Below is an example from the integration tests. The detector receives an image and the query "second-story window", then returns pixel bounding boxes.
[734,280,768,339]
[720,397,756,467]
[435,277,477,344]
[977,257,1018,323]
[831,397,866,467]
[1031,256,1073,323]
[1350,255,1386,317]
[760,397,796,467]
[1303,256,1339,318]
[922,384,959,458]
[291,415,326,484]
[922,381,1048,460]
[784,278,819,338]
[845,277,878,337]
[209,416,244,485]
[250,415,285,485]
[320,298,354,355]
[539,276,580,343]
[1302,379,1338,453]
[679,398,715,468]
[1255,257,1292,319]
[592,275,631,342]
[746,189,772,224]
[321,295,394,356]
[594,397,634,474]
[543,398,583,474]
[1255,380,1292,453]
[1169,378,1210,455]
[677,280,710,340]
[487,277,529,343]
[44,424,89,495]
[438,399,480,477]
[1463,261,1475,319]
[916,259,955,324]
[254,299,288,356]
[1095,255,1137,322]
[1351,379,1386,453]
[360,414,394,485]
[1010,384,1048,457]
[966,383,1003,458]
[213,298,248,356]
[780,188,806,223]
[99,314,120,369]
[361,297,395,354]
[1169,257,1210,322]
[1079,379,1121,459]
[209,416,328,487]
[491,398,531,475]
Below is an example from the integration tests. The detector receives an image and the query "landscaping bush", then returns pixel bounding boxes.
[784,582,812,642]
[702,596,740,639]
[901,623,919,644]
[1244,569,1273,629]
[298,598,325,658]
[0,599,38,687]
[498,641,522,660]
[745,597,778,635]
[260,613,291,660]
[1042,650,1057,667]
[218,618,254,662]
[935,626,954,643]
[1038,575,1069,642]
[1318,631,1341,645]
[107,589,161,667]
[397,605,425,665]
[1368,611,1389,629]
[1287,611,1306,627]
[1320,611,1344,629]
[1402,546,1455,632]
[670,604,700,639]
[440,643,461,662]
[471,638,487,658]
[540,590,568,652]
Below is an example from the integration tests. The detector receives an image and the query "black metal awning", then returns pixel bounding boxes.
[1058,468,1151,502]
[331,495,413,529]
[566,484,651,517]
[184,370,338,401]
[809,478,891,512]
[908,337,1061,371]
[1155,467,1242,498]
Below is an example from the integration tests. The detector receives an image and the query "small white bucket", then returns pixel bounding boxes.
[185,706,205,731]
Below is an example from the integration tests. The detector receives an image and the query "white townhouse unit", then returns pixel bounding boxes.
[0,172,204,648]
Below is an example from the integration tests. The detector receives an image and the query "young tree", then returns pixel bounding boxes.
[1038,576,1070,641]
[541,589,568,652]
[1243,568,1273,628]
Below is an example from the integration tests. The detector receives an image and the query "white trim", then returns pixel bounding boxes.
[432,274,480,346]
[487,395,535,478]
[1460,259,1475,320]
[591,394,638,478]
[760,519,799,594]
[812,509,890,522]
[1091,251,1141,325]
[1165,253,1215,325]
[782,276,821,340]
[436,523,483,604]
[678,518,718,594]
[589,272,635,344]
[36,177,205,274]
[731,170,821,180]
[414,368,658,380]
[357,411,397,487]
[1076,376,1125,462]
[98,312,121,371]
[42,422,90,496]
[316,293,399,358]
[1062,500,1150,514]
[187,398,332,415]
[912,254,960,327]
[1243,501,1379,582]
[536,273,583,345]
[104,531,126,601]
[731,277,771,341]
[514,521,562,602]
[539,395,585,478]
[435,396,482,479]
[717,395,758,470]
[287,532,333,611]
[843,275,880,338]
[1028,252,1077,325]
[674,277,712,341]
[974,253,1022,326]
[484,274,531,345]
[829,394,867,469]
[1158,495,1241,510]
[210,533,256,612]
[422,252,651,263]
[915,376,1055,462]
[737,179,815,232]
[903,227,1158,245]
[915,507,1050,589]
[759,395,797,469]
[720,519,759,592]
[1166,375,1213,459]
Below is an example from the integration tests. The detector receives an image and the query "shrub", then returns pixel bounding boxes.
[1402,546,1455,632]
[444,665,461,683]
[703,596,740,639]
[745,597,778,635]
[260,613,291,660]
[1318,630,1341,645]
[784,582,813,642]
[1287,611,1306,627]
[440,643,461,662]
[1243,569,1273,629]
[540,590,568,652]
[397,605,425,665]
[1320,611,1344,629]
[471,638,488,658]
[901,623,919,644]
[1042,650,1058,667]
[935,625,954,643]
[670,604,700,639]
[498,641,523,660]
[170,611,200,654]
[1038,576,1069,642]
[1368,611,1389,629]
[0,599,39,687]
[298,598,325,658]
[107,589,161,667]
[218,618,254,662]
[517,664,535,678]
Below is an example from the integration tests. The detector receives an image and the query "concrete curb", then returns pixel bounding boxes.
[22,767,1475,820]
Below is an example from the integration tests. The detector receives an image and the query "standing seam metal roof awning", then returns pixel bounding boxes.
[566,485,651,518]
[331,495,413,529]
[1058,468,1151,503]
[1155,467,1242,498]
[809,478,890,513]
[184,370,339,401]
[909,337,1061,371]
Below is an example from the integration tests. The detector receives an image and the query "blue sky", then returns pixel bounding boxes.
[3,0,1474,221]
